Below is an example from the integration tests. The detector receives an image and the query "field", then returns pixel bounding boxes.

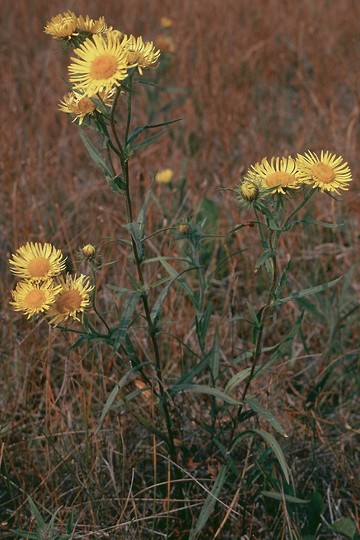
[1,1,359,538]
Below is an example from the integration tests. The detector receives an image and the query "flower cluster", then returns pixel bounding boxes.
[238,151,352,205]
[45,11,161,125]
[9,242,93,326]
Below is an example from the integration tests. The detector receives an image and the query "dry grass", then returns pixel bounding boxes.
[1,0,359,538]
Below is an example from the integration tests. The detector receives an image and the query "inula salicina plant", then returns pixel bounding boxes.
[7,10,358,540]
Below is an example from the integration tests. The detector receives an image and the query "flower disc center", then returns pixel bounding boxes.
[90,54,118,79]
[25,289,46,308]
[28,257,51,278]
[78,97,96,114]
[266,172,294,188]
[57,290,82,313]
[311,162,335,184]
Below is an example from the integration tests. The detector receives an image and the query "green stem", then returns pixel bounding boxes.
[240,229,279,407]
[90,265,111,335]
[109,86,178,465]
[284,188,315,229]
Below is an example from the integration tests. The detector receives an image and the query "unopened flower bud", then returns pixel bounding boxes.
[81,244,96,260]
[178,223,189,234]
[239,181,259,202]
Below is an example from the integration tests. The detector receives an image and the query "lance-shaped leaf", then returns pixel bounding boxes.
[245,398,288,437]
[189,465,228,540]
[113,292,140,353]
[270,276,342,307]
[126,117,182,146]
[170,383,243,406]
[79,129,113,178]
[230,428,290,483]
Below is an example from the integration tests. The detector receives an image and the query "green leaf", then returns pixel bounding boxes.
[255,250,275,270]
[170,383,243,406]
[109,174,126,193]
[28,497,46,528]
[79,129,113,177]
[225,368,252,394]
[151,266,198,324]
[270,276,342,307]
[209,330,220,382]
[247,301,260,326]
[189,465,228,540]
[286,218,343,230]
[231,429,289,483]
[130,129,168,154]
[261,490,309,504]
[112,292,139,353]
[170,350,211,391]
[254,429,289,482]
[95,364,149,435]
[126,117,182,146]
[123,221,145,263]
[331,517,357,538]
[11,532,39,539]
[245,398,288,437]
[206,249,245,285]
[267,311,304,365]
[305,492,324,534]
[275,257,292,297]
[159,259,198,309]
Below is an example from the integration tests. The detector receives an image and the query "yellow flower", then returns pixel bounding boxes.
[239,180,260,202]
[296,150,352,193]
[76,15,109,34]
[249,156,301,194]
[155,168,174,184]
[10,280,62,319]
[80,244,96,260]
[122,35,161,75]
[9,242,66,282]
[68,31,131,96]
[58,89,114,124]
[160,17,173,29]
[44,11,78,40]
[47,274,94,326]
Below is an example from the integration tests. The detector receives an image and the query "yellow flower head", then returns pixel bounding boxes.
[122,34,161,75]
[10,280,62,319]
[80,244,96,260]
[249,156,302,194]
[44,11,78,40]
[155,168,174,184]
[239,180,260,202]
[47,274,94,326]
[58,88,114,124]
[68,31,131,96]
[76,15,109,34]
[9,242,66,282]
[296,150,352,193]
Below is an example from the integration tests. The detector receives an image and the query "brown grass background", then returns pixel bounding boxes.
[1,0,359,537]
